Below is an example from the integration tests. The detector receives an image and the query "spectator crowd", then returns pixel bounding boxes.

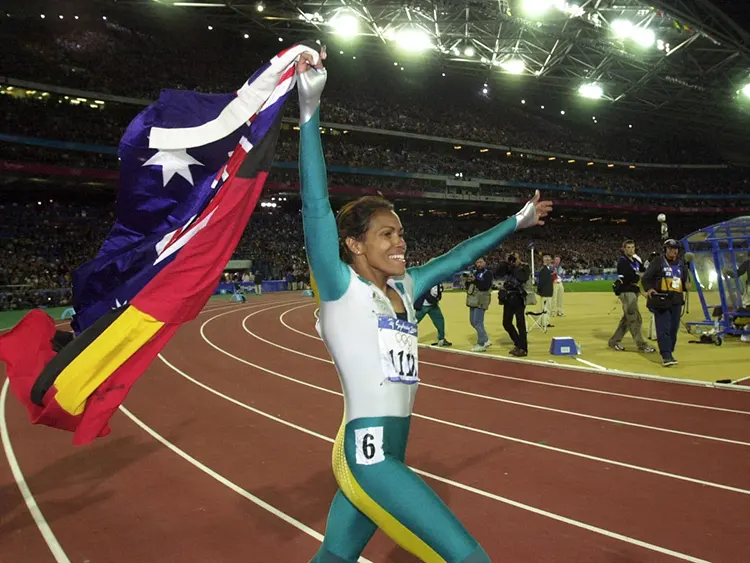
[0,15,734,165]
[0,199,715,311]
[2,95,748,209]
[0,13,746,312]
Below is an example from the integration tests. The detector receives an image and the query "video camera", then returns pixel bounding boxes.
[495,254,518,279]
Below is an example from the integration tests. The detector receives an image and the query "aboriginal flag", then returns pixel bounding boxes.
[0,41,323,445]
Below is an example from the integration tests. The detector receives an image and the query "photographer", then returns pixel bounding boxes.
[642,239,690,367]
[465,257,493,352]
[609,240,655,354]
[496,251,531,357]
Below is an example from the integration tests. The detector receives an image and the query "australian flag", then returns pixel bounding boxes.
[0,40,324,445]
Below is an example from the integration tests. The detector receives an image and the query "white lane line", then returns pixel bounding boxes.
[119,401,374,563]
[157,346,710,563]
[0,300,303,563]
[200,305,750,494]
[424,341,750,393]
[1,380,72,563]
[249,307,750,448]
[279,303,750,415]
[279,305,320,340]
[577,358,608,371]
[236,308,750,494]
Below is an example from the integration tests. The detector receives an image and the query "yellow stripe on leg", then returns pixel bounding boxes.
[331,421,446,563]
[309,267,321,307]
[54,306,164,415]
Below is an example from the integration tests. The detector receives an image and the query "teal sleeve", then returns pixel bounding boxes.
[299,107,350,302]
[408,217,518,299]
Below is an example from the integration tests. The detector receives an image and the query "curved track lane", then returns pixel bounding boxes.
[2,295,749,562]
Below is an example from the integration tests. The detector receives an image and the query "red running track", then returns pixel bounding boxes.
[2,294,750,563]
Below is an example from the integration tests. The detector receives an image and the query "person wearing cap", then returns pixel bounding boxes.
[641,239,690,367]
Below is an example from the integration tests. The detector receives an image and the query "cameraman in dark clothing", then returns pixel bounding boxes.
[609,240,655,354]
[496,251,531,357]
[642,239,690,367]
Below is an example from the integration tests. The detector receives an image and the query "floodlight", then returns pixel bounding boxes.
[579,83,603,99]
[523,0,554,17]
[464,46,475,57]
[330,13,359,37]
[500,59,525,74]
[394,28,433,52]
[611,19,632,38]
[742,84,750,98]
[631,27,655,48]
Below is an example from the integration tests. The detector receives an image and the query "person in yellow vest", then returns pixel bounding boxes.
[641,239,690,367]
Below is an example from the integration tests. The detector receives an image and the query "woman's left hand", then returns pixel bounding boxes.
[515,189,553,229]
[530,189,553,226]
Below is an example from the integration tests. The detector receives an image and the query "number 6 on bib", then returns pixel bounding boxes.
[354,427,385,465]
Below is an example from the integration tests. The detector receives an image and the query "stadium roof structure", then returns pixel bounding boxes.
[94,0,750,145]
[684,215,750,244]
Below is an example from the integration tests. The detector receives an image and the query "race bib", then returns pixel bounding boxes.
[378,315,419,384]
[354,427,385,465]
[671,277,682,290]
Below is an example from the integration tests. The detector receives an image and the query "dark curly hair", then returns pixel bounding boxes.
[336,195,395,263]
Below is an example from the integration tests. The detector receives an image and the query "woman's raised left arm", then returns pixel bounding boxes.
[408,191,552,299]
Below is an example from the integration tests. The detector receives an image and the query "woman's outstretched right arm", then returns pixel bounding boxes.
[297,62,350,302]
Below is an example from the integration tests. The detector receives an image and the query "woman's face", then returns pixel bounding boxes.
[351,209,407,277]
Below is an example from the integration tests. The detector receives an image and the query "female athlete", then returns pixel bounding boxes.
[296,50,552,563]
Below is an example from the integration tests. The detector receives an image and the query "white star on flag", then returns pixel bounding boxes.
[142,149,204,187]
[112,298,128,310]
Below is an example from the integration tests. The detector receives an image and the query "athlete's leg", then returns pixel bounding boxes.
[311,490,377,563]
[335,416,490,563]
[427,305,446,340]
